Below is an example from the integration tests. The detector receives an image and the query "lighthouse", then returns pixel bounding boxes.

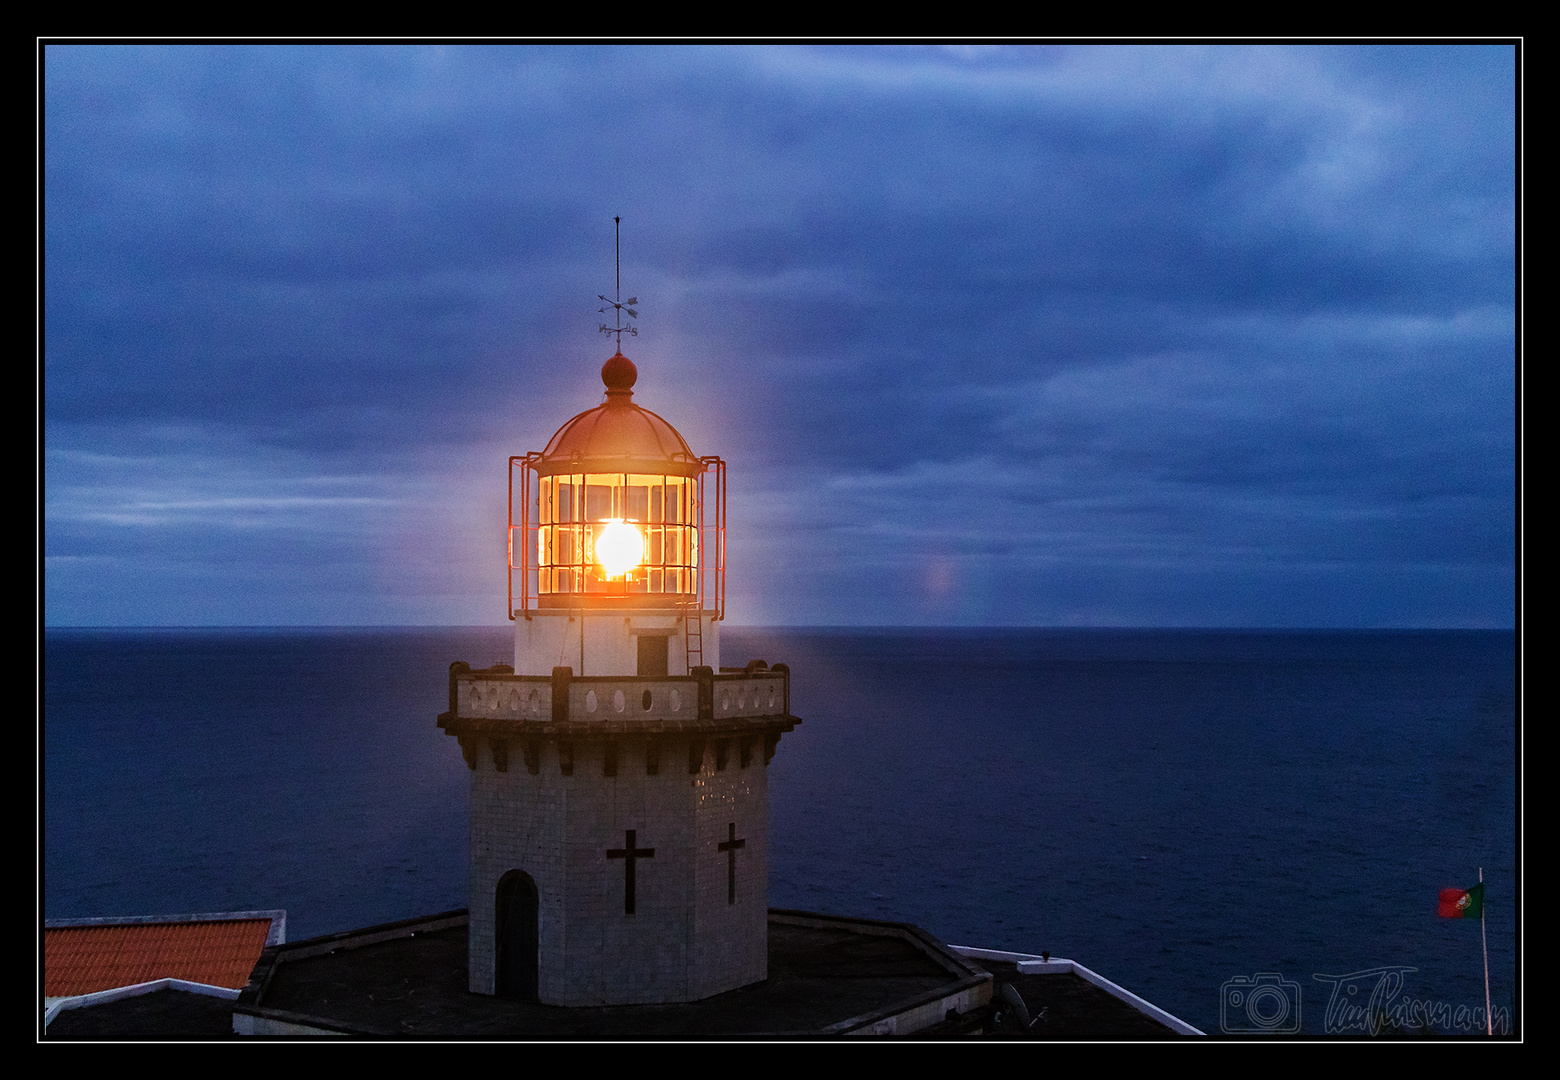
[438,312,798,1005]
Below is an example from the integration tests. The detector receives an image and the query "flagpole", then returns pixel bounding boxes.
[1480,867,1492,1036]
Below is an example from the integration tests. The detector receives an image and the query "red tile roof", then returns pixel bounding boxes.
[45,919,272,997]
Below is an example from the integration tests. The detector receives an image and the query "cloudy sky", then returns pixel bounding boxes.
[43,43,1517,627]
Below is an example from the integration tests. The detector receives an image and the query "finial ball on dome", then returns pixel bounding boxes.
[602,352,638,392]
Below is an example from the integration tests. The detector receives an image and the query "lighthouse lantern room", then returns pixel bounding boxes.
[509,348,726,678]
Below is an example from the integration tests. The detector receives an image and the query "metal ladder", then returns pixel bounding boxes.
[683,607,703,673]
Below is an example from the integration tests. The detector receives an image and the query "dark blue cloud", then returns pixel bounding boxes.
[44,44,1517,626]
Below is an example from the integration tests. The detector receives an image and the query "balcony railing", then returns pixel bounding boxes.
[441,663,790,728]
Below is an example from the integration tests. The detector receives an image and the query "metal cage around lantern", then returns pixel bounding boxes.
[510,454,724,621]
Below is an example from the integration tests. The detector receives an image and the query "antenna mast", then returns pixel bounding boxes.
[599,216,638,348]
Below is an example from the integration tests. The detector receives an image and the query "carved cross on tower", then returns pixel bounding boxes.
[606,829,655,914]
[717,822,746,905]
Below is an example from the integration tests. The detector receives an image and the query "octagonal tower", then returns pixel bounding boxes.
[439,347,797,1006]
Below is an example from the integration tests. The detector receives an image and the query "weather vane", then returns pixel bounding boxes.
[598,215,638,346]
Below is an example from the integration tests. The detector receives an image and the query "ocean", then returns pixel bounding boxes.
[42,627,1517,1037]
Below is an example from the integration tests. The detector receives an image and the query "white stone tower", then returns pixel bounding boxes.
[439,348,797,1006]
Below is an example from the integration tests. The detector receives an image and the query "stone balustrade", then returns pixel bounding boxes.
[443,664,792,729]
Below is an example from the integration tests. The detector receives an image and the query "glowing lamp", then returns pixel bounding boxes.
[595,519,644,578]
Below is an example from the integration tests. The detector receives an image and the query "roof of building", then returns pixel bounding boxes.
[534,352,702,477]
[44,911,286,999]
[43,986,241,1040]
[44,907,1193,1040]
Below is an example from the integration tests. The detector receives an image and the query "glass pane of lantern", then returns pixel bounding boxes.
[626,480,650,522]
[539,477,552,525]
[556,482,575,523]
[650,484,664,523]
[586,482,613,522]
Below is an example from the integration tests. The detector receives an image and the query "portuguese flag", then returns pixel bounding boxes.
[1438,882,1485,918]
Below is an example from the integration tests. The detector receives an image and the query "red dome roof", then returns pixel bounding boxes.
[535,352,701,477]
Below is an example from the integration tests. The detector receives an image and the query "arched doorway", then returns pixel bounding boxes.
[495,870,539,1000]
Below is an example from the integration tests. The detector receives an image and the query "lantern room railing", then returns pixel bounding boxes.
[510,455,724,621]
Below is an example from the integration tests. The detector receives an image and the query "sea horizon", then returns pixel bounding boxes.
[43,626,1518,1036]
[42,623,1519,632]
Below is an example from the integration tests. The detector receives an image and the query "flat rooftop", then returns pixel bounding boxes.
[45,909,1189,1040]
